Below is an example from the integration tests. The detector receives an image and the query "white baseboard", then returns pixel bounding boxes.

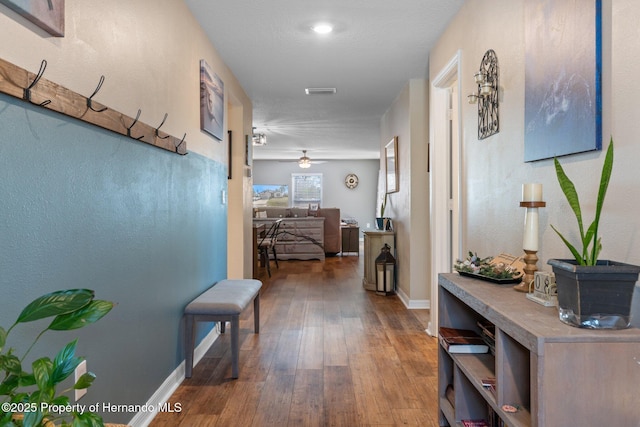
[128,326,220,427]
[425,321,437,337]
[396,287,430,310]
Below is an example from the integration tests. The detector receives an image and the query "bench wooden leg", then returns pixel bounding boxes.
[184,314,195,378]
[230,314,240,379]
[254,293,260,333]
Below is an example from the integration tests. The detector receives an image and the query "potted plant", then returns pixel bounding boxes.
[548,138,640,329]
[375,193,390,230]
[1,289,113,426]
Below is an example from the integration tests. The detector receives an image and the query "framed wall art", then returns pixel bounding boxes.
[524,0,602,162]
[385,136,398,193]
[0,0,64,36]
[199,59,224,141]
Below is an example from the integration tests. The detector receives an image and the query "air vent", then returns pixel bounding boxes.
[305,88,337,95]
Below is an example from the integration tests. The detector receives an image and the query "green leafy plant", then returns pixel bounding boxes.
[551,137,614,266]
[0,289,113,427]
[379,192,388,218]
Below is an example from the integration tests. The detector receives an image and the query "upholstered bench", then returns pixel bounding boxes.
[184,279,262,379]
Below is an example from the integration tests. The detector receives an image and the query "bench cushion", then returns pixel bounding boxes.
[184,279,262,316]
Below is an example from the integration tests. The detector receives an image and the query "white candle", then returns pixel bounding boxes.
[523,208,539,251]
[522,183,543,202]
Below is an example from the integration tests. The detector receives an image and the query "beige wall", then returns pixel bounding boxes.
[227,97,255,279]
[380,79,430,306]
[0,0,255,277]
[429,0,640,272]
[408,80,430,302]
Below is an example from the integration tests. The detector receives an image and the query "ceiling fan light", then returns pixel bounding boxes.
[298,150,312,168]
[299,159,311,168]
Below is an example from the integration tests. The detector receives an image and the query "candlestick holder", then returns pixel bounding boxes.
[514,200,546,292]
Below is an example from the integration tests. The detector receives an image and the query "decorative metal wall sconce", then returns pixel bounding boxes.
[468,49,499,139]
[252,127,267,146]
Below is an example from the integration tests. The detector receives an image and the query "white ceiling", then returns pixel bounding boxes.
[184,0,464,160]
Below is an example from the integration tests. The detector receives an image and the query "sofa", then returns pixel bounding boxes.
[254,206,341,255]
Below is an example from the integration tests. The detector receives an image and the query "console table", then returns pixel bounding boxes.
[362,230,395,291]
[438,272,640,427]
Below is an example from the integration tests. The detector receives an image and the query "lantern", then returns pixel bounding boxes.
[375,243,396,295]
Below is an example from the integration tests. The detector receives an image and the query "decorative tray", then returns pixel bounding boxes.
[454,253,525,285]
[457,271,522,285]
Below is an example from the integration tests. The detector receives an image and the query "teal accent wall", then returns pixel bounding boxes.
[0,95,227,423]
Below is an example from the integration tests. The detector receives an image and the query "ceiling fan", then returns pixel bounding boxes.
[298,150,312,169]
[278,150,326,168]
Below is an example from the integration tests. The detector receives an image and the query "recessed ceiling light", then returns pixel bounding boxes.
[312,23,333,34]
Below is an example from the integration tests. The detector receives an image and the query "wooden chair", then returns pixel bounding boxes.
[258,218,283,277]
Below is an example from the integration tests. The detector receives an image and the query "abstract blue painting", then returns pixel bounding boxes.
[524,0,601,162]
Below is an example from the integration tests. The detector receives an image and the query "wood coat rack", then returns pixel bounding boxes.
[0,57,187,155]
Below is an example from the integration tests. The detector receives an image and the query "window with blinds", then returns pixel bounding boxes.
[291,173,322,208]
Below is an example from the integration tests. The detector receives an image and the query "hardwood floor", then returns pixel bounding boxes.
[150,253,439,427]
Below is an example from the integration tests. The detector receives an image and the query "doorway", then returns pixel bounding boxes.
[428,52,462,336]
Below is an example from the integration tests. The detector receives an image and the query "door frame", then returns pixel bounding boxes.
[428,51,463,336]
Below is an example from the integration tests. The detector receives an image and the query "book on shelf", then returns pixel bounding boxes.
[481,377,496,396]
[481,377,495,387]
[438,327,489,353]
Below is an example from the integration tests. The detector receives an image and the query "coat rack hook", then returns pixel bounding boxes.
[23,59,51,107]
[155,113,170,139]
[175,133,187,154]
[87,75,107,112]
[126,109,144,140]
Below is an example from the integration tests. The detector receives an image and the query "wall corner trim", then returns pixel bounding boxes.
[396,287,430,310]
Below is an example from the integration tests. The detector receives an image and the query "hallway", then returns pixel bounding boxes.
[151,254,439,426]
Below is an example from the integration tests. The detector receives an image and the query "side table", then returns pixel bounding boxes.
[341,226,360,255]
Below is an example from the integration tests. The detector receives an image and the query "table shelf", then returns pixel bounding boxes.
[438,273,640,427]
